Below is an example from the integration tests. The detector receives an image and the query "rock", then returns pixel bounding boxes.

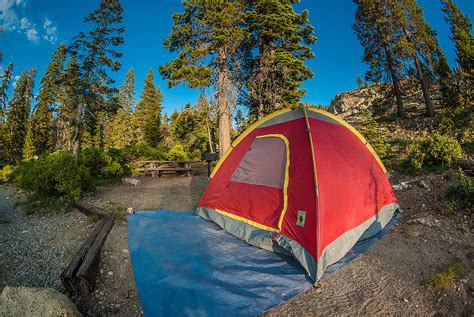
[418,180,429,188]
[127,207,134,215]
[108,271,114,276]
[0,286,81,317]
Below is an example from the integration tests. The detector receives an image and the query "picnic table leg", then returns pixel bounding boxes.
[185,163,191,177]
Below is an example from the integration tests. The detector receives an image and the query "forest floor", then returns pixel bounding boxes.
[0,170,472,316]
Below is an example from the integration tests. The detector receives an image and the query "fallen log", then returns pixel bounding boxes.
[61,203,116,298]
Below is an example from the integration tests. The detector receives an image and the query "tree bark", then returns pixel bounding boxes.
[413,53,435,117]
[383,42,405,117]
[217,48,231,157]
[72,102,82,156]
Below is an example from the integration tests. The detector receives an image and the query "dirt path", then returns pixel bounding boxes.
[83,172,472,316]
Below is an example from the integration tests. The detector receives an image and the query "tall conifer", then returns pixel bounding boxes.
[69,0,125,154]
[160,0,246,155]
[33,44,67,154]
[136,69,163,147]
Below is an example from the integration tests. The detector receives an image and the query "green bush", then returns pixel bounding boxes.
[405,134,463,170]
[167,144,189,161]
[121,144,167,161]
[0,165,15,182]
[16,151,92,202]
[356,109,388,158]
[406,143,425,170]
[81,147,125,178]
[446,169,473,215]
[424,133,463,166]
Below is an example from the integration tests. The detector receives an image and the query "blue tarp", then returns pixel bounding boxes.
[128,210,399,317]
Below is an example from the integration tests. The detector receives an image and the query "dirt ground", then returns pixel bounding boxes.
[1,170,472,316]
[75,170,472,316]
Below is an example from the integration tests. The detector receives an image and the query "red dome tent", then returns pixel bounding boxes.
[196,107,398,282]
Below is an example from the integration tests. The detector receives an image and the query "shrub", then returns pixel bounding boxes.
[405,134,463,170]
[121,144,167,161]
[424,133,463,166]
[0,165,15,182]
[101,156,123,178]
[446,169,473,215]
[167,144,189,161]
[16,151,92,202]
[17,192,69,215]
[81,147,125,178]
[356,109,388,158]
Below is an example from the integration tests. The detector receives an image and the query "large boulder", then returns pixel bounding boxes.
[0,286,81,317]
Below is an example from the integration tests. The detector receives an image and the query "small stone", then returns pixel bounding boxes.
[418,180,428,188]
[108,271,113,276]
[127,207,134,215]
[122,249,129,254]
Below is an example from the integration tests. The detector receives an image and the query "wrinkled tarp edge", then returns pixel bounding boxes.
[196,202,399,283]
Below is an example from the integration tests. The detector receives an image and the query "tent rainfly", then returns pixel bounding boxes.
[196,107,399,282]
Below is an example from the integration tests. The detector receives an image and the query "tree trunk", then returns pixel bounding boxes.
[413,53,435,117]
[72,102,83,156]
[383,42,405,117]
[217,48,231,157]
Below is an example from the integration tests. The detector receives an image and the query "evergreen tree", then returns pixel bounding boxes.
[4,69,36,163]
[57,57,82,151]
[33,44,67,155]
[22,118,36,161]
[136,69,163,147]
[0,63,14,124]
[105,68,140,148]
[160,0,246,156]
[69,0,125,154]
[245,0,316,119]
[353,0,406,117]
[434,49,461,108]
[117,67,136,111]
[441,0,473,97]
[395,0,438,116]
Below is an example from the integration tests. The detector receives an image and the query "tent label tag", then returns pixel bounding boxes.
[297,210,306,227]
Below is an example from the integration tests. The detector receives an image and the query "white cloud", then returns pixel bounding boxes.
[0,0,57,44]
[42,17,57,43]
[26,27,38,42]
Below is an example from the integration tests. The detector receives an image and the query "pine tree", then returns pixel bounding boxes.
[395,0,439,117]
[105,68,139,148]
[22,118,36,161]
[33,44,67,155]
[353,0,406,117]
[160,0,246,156]
[136,69,163,147]
[245,0,316,119]
[4,69,36,163]
[57,57,82,151]
[117,67,135,111]
[441,0,473,97]
[434,49,461,108]
[0,63,14,124]
[69,0,125,155]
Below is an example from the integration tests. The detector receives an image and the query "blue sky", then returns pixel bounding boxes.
[1,0,473,114]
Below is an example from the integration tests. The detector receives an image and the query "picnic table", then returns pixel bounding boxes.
[136,160,201,177]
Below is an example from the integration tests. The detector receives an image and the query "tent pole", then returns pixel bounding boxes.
[302,106,321,278]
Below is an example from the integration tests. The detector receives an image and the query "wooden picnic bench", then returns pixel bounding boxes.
[137,160,201,177]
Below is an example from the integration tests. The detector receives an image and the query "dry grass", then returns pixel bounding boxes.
[431,260,463,292]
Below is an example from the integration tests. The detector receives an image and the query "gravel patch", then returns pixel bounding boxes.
[0,185,95,293]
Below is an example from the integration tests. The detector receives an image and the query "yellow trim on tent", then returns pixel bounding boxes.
[256,134,290,231]
[307,107,388,174]
[213,208,279,233]
[210,108,292,178]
